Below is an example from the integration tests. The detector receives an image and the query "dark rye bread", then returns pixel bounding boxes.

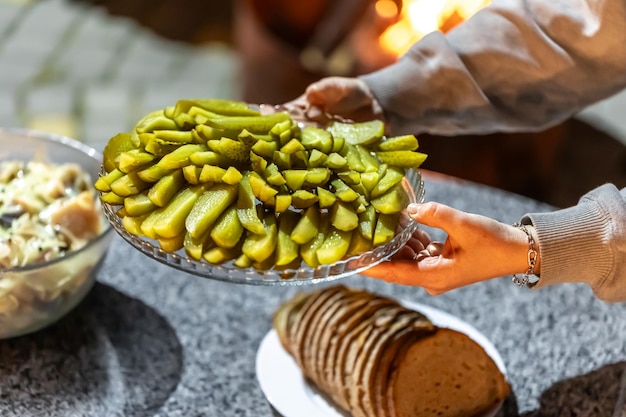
[360,314,434,417]
[290,286,343,371]
[317,292,377,393]
[303,288,351,387]
[388,328,510,417]
[272,286,510,417]
[331,302,401,410]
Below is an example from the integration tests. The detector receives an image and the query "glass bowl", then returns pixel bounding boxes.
[0,128,114,339]
[101,168,424,286]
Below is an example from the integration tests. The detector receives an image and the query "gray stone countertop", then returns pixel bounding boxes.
[1,172,624,417]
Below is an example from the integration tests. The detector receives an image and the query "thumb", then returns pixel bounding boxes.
[408,202,464,231]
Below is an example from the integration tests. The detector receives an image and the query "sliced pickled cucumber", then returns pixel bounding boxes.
[199,165,227,183]
[222,166,243,185]
[100,191,125,205]
[347,228,373,256]
[377,135,419,151]
[317,187,336,208]
[103,133,137,173]
[275,194,292,213]
[370,167,405,199]
[300,215,329,267]
[110,172,150,197]
[237,173,265,234]
[242,214,278,262]
[370,183,410,214]
[210,205,244,249]
[153,184,206,238]
[375,150,428,169]
[158,232,185,252]
[157,144,207,170]
[207,137,249,162]
[186,184,238,239]
[327,119,384,146]
[291,206,320,244]
[358,205,377,241]
[249,172,278,205]
[148,169,186,207]
[373,212,399,245]
[124,191,157,216]
[316,227,352,265]
[184,230,213,261]
[291,190,319,208]
[283,170,307,191]
[276,211,300,266]
[117,149,156,173]
[154,130,194,143]
[330,200,358,231]
[300,126,332,153]
[122,213,149,236]
[203,242,243,264]
[95,168,124,192]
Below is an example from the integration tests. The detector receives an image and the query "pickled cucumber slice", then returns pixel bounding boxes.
[370,183,410,214]
[110,172,150,197]
[124,191,157,216]
[300,215,329,267]
[148,169,186,207]
[117,149,156,173]
[291,206,320,245]
[276,211,300,266]
[316,227,352,265]
[186,184,238,239]
[377,135,419,151]
[103,133,137,173]
[373,212,399,245]
[242,214,278,262]
[153,184,206,238]
[326,120,384,146]
[211,205,244,249]
[330,200,359,231]
[375,150,428,168]
[237,173,265,234]
[95,168,124,192]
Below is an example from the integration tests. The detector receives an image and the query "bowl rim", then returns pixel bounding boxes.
[0,127,114,273]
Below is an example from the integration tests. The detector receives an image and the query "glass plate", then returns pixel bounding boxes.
[101,169,424,286]
[256,300,507,417]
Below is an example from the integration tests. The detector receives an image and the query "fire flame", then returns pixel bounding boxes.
[376,0,491,57]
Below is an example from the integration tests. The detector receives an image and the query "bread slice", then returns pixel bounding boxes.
[317,290,376,394]
[272,291,310,353]
[303,288,350,387]
[388,328,510,417]
[330,298,398,410]
[359,313,434,417]
[290,286,343,371]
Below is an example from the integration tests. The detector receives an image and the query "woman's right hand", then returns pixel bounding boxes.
[283,76,385,125]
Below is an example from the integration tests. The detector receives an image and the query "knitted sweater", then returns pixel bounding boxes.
[361,0,626,301]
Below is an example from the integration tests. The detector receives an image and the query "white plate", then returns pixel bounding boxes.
[256,300,507,417]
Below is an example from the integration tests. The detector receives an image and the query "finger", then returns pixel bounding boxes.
[408,202,466,232]
[425,242,444,256]
[391,246,419,261]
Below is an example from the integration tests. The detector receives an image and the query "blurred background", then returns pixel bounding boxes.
[1,0,625,208]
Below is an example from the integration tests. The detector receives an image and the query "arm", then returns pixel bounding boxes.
[363,185,626,302]
[361,0,626,136]
[523,184,626,302]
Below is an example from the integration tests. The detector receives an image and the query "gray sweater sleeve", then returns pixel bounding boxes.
[523,185,626,302]
[361,0,626,136]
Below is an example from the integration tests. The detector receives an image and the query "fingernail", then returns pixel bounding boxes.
[407,203,419,215]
